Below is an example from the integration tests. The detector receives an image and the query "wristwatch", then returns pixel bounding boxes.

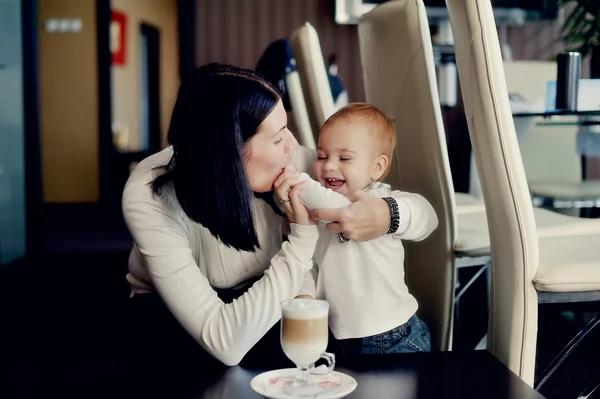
[338,197,400,244]
[383,197,400,235]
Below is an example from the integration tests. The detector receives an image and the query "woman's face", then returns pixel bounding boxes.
[245,100,298,192]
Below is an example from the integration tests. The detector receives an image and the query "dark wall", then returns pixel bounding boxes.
[506,20,592,76]
[195,0,366,101]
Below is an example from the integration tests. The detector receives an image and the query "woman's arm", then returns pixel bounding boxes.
[389,191,438,241]
[123,181,318,366]
[310,191,390,241]
[310,189,438,242]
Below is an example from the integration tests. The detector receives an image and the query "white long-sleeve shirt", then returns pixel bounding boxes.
[298,180,438,340]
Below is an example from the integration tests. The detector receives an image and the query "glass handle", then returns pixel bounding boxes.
[310,352,335,375]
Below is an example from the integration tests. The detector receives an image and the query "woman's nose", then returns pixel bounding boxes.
[285,131,299,153]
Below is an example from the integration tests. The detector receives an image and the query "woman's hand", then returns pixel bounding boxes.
[310,190,389,241]
[274,164,314,226]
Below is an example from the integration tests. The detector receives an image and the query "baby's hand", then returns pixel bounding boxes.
[297,173,351,211]
[285,161,299,175]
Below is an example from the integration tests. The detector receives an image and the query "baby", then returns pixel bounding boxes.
[297,103,438,355]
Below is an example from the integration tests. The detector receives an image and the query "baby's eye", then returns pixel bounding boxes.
[340,157,352,161]
[317,155,327,160]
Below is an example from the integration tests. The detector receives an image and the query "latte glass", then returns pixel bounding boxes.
[280,298,335,394]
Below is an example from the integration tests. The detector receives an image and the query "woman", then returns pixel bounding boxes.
[123,63,398,370]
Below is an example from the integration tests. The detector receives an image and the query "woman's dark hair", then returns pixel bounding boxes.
[151,63,283,252]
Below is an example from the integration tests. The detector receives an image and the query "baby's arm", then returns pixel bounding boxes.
[297,173,351,211]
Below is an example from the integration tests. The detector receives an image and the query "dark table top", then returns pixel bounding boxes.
[196,350,544,399]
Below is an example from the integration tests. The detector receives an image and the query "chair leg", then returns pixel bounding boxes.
[475,334,487,350]
[535,312,600,391]
[454,263,489,302]
[453,263,491,350]
[453,271,462,348]
[577,370,600,399]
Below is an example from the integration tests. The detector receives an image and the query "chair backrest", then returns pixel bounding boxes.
[358,0,456,351]
[504,61,581,184]
[446,0,540,385]
[289,23,336,140]
[285,69,316,149]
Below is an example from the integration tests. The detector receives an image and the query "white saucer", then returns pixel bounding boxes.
[250,368,357,398]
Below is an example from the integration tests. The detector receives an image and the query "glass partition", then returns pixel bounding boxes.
[0,0,26,264]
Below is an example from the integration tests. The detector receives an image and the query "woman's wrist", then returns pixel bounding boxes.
[382,197,401,235]
[372,197,392,237]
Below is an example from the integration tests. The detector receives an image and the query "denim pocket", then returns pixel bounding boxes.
[387,315,431,353]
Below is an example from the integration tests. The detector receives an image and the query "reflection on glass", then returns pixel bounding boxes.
[0,0,26,264]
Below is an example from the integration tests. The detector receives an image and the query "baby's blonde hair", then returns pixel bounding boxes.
[323,102,396,179]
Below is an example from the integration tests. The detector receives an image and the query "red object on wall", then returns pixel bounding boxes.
[111,10,127,66]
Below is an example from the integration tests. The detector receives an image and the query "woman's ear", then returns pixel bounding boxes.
[371,154,389,181]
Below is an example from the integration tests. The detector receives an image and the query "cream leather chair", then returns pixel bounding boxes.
[289,23,336,145]
[358,0,458,351]
[285,69,316,149]
[447,0,600,387]
[458,59,600,256]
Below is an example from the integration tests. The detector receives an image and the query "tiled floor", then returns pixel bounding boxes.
[1,205,599,398]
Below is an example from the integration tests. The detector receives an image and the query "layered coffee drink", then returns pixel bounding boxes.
[280,299,329,366]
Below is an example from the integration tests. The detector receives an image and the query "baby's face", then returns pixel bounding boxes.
[314,118,385,195]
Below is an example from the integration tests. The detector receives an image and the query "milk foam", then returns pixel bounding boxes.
[281,298,329,320]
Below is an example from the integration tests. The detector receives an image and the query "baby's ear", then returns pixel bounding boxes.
[371,154,389,181]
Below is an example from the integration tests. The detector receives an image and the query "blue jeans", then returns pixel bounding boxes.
[337,315,431,355]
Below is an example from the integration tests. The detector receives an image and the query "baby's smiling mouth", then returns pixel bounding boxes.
[324,178,346,191]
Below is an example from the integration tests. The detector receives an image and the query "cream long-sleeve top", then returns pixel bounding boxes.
[122,145,319,366]
[297,178,439,340]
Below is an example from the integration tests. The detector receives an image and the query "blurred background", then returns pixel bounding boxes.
[1,1,600,397]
